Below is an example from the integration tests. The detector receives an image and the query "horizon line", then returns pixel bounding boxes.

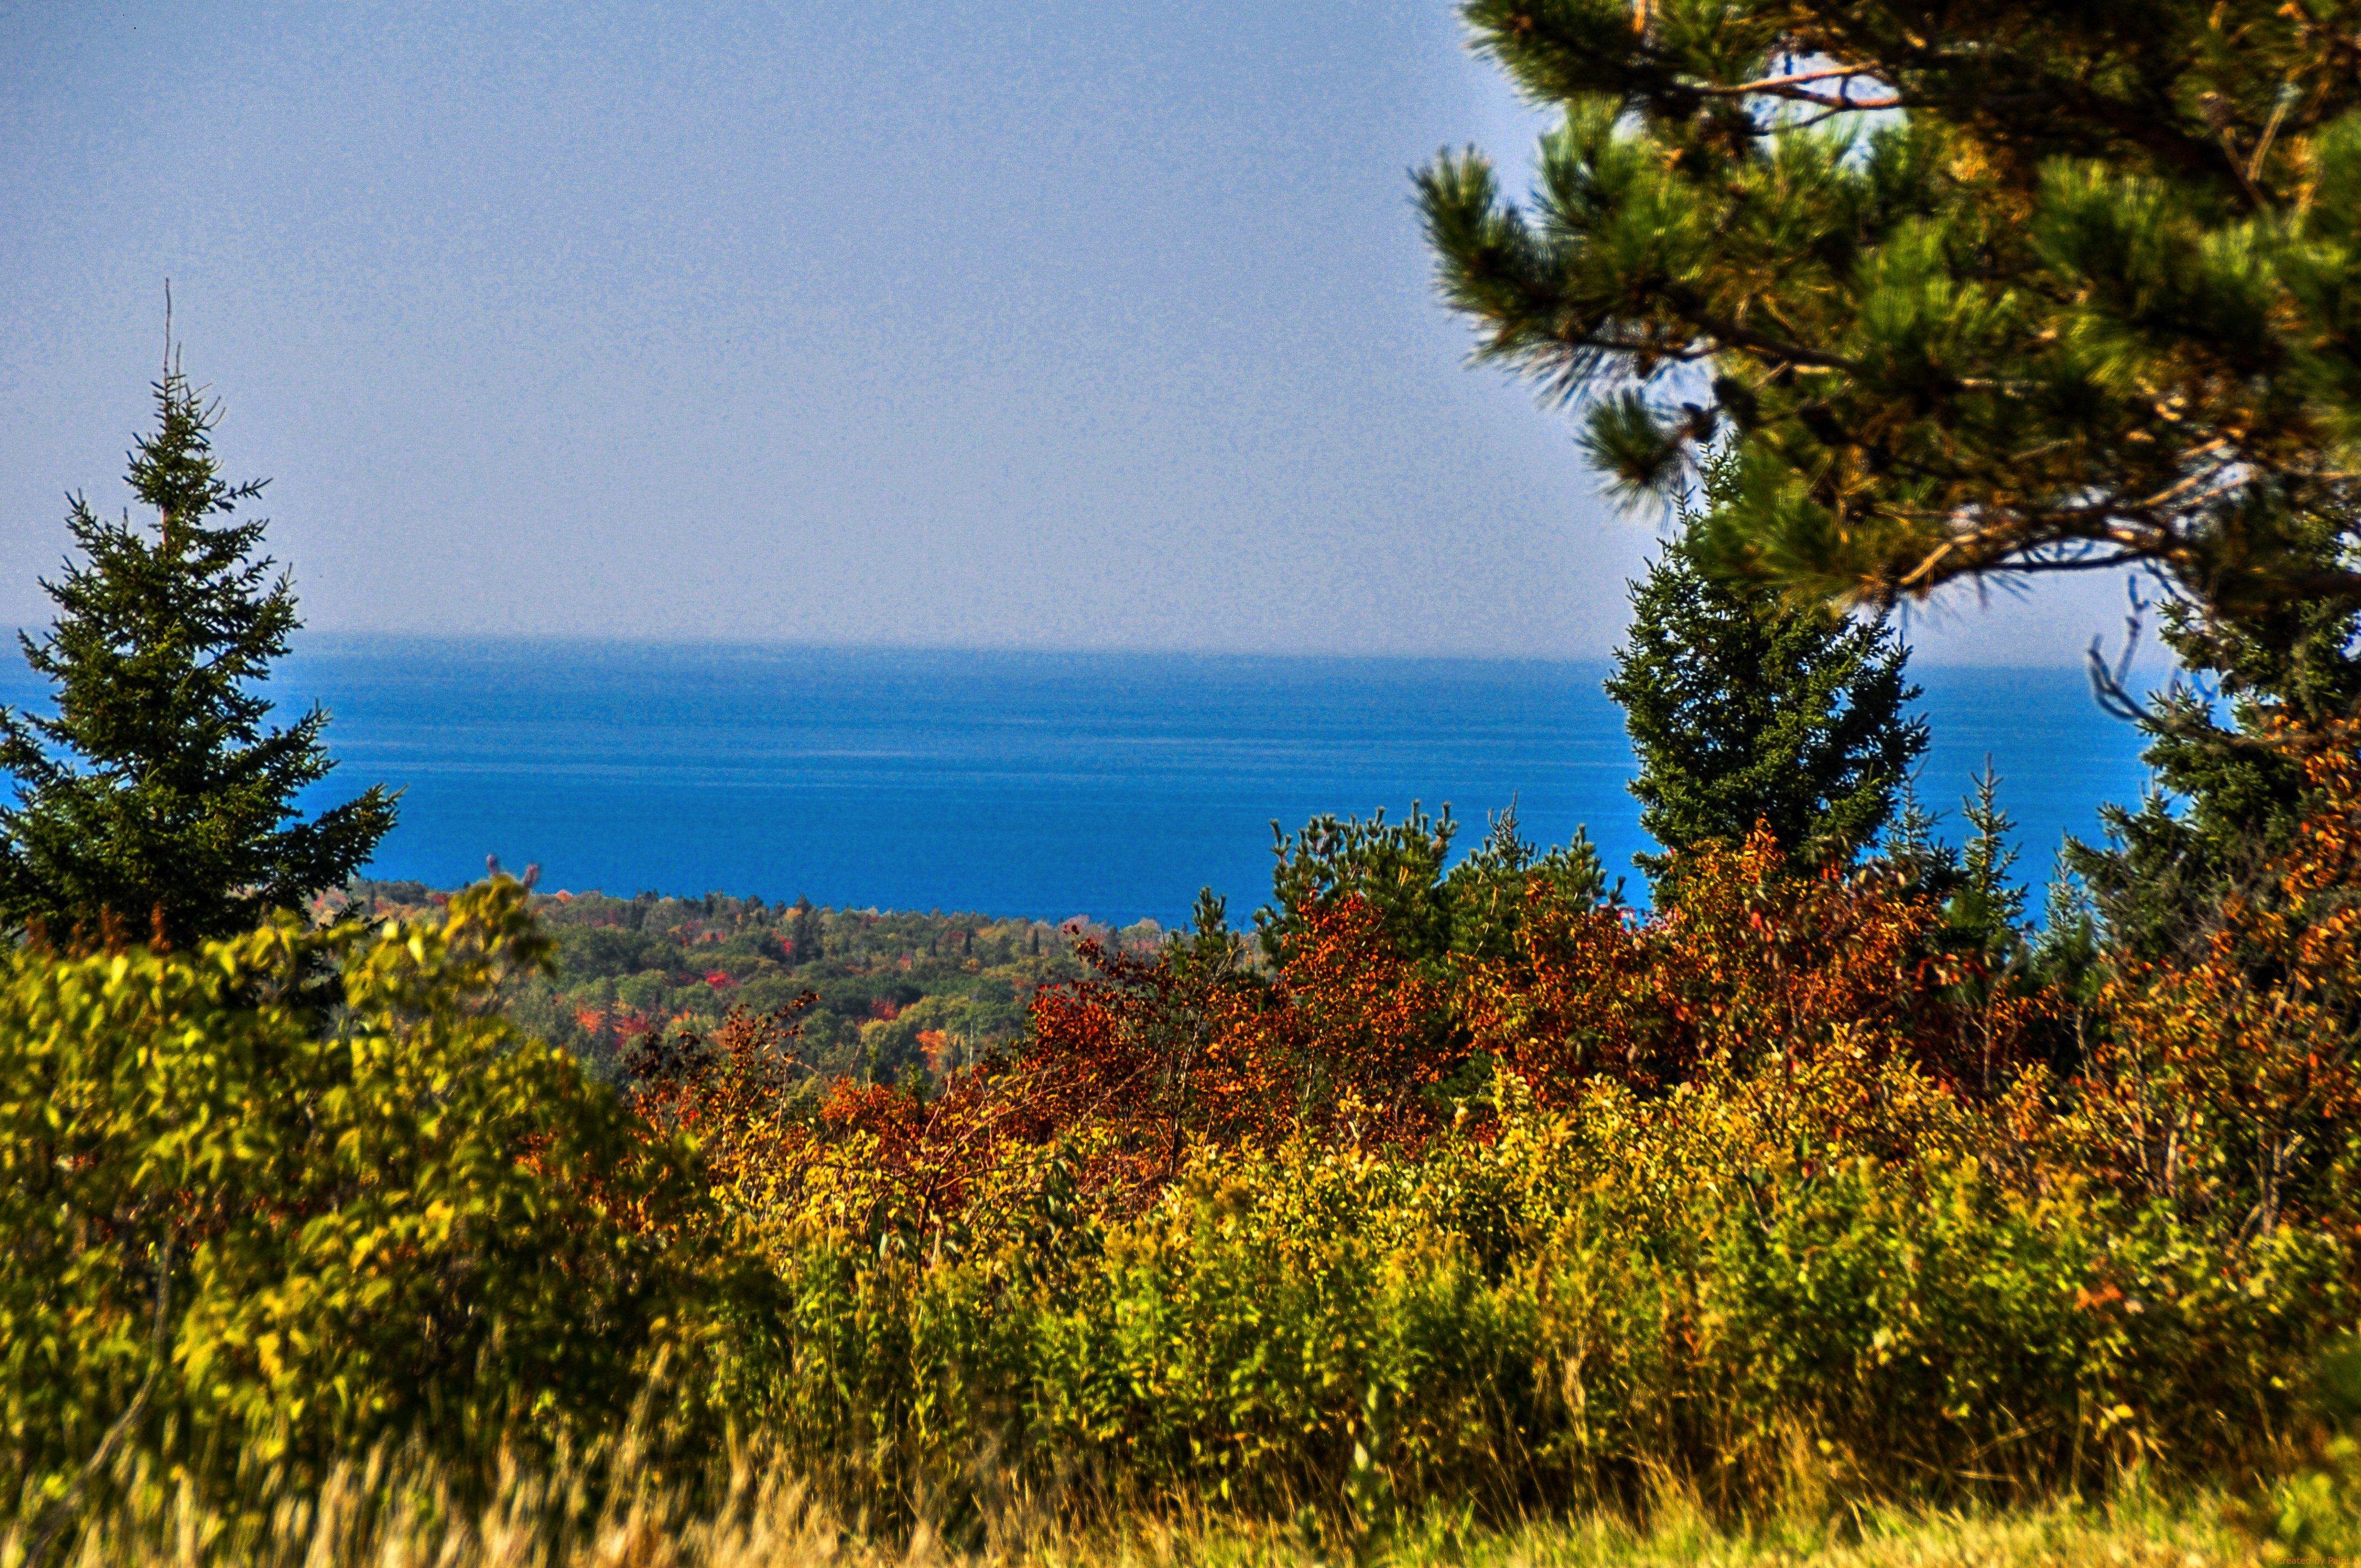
[160,625,2169,674]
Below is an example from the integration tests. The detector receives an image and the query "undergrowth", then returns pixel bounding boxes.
[14,741,2361,1561]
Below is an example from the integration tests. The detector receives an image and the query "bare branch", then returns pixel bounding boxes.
[1697,64,1893,97]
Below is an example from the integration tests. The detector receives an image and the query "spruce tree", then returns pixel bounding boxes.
[1419,0,2361,634]
[1879,761,2031,951]
[0,357,395,944]
[2066,585,2361,960]
[1605,485,1925,884]
[1952,761,2028,951]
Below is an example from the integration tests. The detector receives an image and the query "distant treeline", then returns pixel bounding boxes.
[339,879,1162,1082]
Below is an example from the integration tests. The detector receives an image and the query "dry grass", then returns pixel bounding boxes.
[2,1449,2294,1568]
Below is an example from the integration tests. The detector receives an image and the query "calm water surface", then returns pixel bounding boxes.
[0,638,2161,924]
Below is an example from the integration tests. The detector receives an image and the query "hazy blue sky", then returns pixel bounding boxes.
[2,2,2145,662]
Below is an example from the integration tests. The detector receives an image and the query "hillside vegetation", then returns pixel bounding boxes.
[15,753,2361,1562]
[339,880,1128,1084]
[20,0,2361,1559]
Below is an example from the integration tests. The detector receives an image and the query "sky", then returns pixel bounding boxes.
[1,2,2151,664]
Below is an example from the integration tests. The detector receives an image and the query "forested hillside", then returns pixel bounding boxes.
[336,879,1135,1080]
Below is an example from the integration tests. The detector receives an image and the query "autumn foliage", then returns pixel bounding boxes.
[2071,731,2361,1234]
[1020,893,1458,1160]
[568,771,2361,1518]
[639,821,2066,1233]
[20,777,2361,1534]
[633,744,2361,1298]
[115,745,2313,1523]
[1464,827,2052,1103]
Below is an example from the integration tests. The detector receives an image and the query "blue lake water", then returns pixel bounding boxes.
[0,638,2163,925]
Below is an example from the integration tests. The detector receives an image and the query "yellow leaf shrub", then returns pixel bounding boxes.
[0,880,731,1506]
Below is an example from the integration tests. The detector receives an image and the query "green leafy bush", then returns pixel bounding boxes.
[0,881,726,1508]
[721,1058,2343,1526]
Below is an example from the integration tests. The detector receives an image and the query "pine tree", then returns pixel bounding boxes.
[1258,802,1459,966]
[1950,760,2028,953]
[1255,799,1609,968]
[788,895,825,961]
[1440,800,1614,963]
[2066,587,2361,960]
[1604,482,1925,884]
[1418,0,2361,634]
[0,357,395,944]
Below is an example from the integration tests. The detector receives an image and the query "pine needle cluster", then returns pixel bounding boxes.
[1419,0,2361,627]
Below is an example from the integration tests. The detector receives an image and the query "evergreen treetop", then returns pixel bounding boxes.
[1257,799,1608,968]
[1952,760,2028,948]
[1605,498,1925,883]
[0,356,395,944]
[788,896,825,961]
[1419,0,2361,630]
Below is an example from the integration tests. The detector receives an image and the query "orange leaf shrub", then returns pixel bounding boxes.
[662,831,2070,1237]
[1016,894,1459,1182]
[626,1001,820,1210]
[2077,731,2361,1231]
[1463,826,2048,1106]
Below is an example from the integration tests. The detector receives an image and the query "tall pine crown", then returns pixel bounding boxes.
[0,354,395,943]
[1420,0,2361,630]
[1606,462,1927,885]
